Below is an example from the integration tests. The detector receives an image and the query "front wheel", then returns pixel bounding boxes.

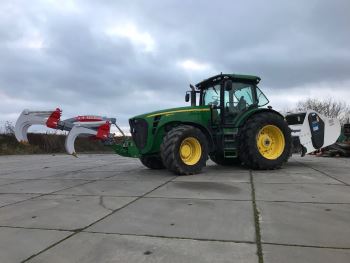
[160,125,208,175]
[238,112,291,169]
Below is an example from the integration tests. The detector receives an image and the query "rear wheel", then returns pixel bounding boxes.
[238,112,291,169]
[161,125,208,175]
[139,155,165,169]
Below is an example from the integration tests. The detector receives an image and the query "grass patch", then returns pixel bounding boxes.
[0,133,114,155]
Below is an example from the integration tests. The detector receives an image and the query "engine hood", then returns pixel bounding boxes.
[130,106,211,120]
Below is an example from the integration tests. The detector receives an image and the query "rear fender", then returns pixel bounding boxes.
[235,108,284,127]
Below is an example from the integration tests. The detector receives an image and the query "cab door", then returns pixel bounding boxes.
[223,83,256,125]
[202,84,222,125]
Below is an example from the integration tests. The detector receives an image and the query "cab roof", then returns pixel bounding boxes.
[195,73,261,89]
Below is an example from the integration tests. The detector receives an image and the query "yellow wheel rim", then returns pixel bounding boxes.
[179,137,202,165]
[257,125,285,160]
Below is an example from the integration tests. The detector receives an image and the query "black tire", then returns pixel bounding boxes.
[140,155,165,169]
[210,153,241,166]
[160,125,208,175]
[238,112,291,169]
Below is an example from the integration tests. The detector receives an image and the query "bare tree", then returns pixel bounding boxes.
[4,121,15,135]
[296,98,350,124]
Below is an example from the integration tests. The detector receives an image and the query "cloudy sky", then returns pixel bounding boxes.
[0,0,349,131]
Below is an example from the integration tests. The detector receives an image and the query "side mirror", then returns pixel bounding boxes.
[185,93,190,102]
[224,80,233,91]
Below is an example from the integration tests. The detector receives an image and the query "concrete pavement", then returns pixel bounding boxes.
[0,154,349,262]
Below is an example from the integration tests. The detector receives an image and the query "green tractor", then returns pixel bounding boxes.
[18,73,340,175]
[123,73,291,174]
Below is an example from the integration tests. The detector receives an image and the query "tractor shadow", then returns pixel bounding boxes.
[172,181,242,194]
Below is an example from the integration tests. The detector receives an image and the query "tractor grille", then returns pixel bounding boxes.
[129,118,148,149]
[152,115,162,134]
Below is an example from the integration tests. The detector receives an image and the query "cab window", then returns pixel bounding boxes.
[256,86,269,106]
[224,83,254,111]
[224,83,255,124]
[203,84,221,106]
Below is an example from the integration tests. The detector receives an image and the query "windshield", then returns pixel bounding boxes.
[256,86,269,106]
[202,82,269,110]
[202,81,269,124]
[222,82,256,113]
[226,83,254,107]
[203,84,221,106]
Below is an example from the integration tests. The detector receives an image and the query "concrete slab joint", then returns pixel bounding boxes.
[0,154,348,263]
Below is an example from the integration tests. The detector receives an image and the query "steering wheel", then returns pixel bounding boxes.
[211,95,219,106]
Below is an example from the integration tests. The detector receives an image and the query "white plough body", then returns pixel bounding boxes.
[15,108,119,156]
[285,110,341,155]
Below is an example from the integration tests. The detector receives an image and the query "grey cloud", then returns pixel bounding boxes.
[0,0,349,127]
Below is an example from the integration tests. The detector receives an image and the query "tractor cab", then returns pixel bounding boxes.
[193,74,269,125]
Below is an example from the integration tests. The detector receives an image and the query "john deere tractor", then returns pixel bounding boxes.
[126,73,291,174]
[15,73,341,175]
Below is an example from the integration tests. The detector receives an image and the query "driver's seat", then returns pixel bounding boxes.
[237,96,247,111]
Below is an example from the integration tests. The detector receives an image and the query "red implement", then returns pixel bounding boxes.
[46,108,62,129]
